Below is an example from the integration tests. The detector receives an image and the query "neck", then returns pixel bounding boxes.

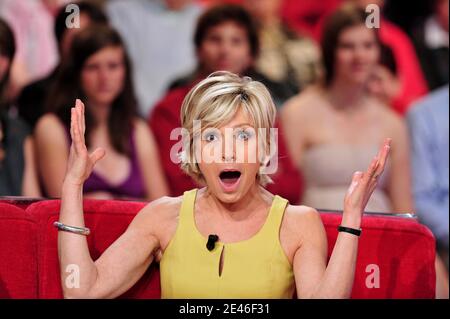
[88,100,111,125]
[204,183,268,222]
[262,15,280,28]
[327,78,367,112]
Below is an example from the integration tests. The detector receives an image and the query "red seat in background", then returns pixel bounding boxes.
[26,199,160,299]
[0,203,38,298]
[0,198,436,298]
[320,211,435,298]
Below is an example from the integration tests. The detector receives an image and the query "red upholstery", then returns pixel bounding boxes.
[26,199,160,299]
[0,197,44,210]
[0,198,436,298]
[0,203,38,298]
[320,212,435,298]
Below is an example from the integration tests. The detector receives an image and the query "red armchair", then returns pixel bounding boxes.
[0,198,436,298]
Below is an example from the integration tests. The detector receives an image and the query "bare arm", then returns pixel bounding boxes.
[134,119,170,200]
[21,136,42,197]
[58,100,161,299]
[34,114,69,197]
[294,139,391,298]
[386,118,414,212]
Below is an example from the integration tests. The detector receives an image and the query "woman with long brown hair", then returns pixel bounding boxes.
[35,25,169,200]
[281,3,413,213]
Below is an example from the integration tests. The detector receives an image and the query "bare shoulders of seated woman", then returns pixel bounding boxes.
[282,86,332,117]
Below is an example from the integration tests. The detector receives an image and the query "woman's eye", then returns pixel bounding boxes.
[236,130,251,141]
[204,133,218,142]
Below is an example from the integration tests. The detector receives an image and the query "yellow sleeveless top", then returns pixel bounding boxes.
[160,188,295,299]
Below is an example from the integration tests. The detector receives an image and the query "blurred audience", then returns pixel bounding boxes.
[167,4,297,107]
[350,0,429,114]
[149,4,303,203]
[281,4,413,213]
[17,1,109,129]
[0,0,69,98]
[407,85,449,267]
[412,0,449,91]
[281,0,342,41]
[242,0,321,92]
[366,43,401,107]
[106,0,204,116]
[34,25,169,200]
[407,85,449,298]
[0,19,41,197]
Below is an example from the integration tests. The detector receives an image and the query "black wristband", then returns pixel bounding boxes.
[337,225,362,237]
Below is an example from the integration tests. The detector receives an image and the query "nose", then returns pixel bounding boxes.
[221,132,235,162]
[98,66,109,83]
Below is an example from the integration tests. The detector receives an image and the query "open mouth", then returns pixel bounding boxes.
[218,170,242,191]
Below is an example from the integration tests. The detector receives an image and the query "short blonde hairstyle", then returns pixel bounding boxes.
[180,71,277,186]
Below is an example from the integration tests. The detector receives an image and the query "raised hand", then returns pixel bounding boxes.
[343,138,391,223]
[64,99,105,186]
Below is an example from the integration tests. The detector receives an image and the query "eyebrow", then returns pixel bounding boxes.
[201,123,254,133]
[230,123,254,129]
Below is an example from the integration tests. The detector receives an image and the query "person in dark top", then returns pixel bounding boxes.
[0,18,40,196]
[412,0,449,90]
[16,1,109,129]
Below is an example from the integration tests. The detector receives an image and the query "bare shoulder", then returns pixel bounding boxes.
[133,117,154,138]
[284,204,324,229]
[283,86,323,114]
[35,113,66,135]
[369,98,407,135]
[34,113,67,146]
[282,204,326,243]
[129,195,183,245]
[132,117,158,151]
[133,195,182,228]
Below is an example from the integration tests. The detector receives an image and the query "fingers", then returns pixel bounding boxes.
[373,138,392,179]
[75,99,85,143]
[71,107,82,153]
[90,147,106,165]
[70,104,87,155]
[77,99,86,136]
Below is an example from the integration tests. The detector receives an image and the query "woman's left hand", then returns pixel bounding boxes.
[342,138,391,227]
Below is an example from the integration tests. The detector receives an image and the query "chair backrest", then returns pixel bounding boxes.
[26,199,160,299]
[0,202,38,298]
[0,197,44,210]
[2,197,435,299]
[320,212,436,298]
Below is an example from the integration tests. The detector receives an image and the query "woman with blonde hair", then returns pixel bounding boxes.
[56,71,390,298]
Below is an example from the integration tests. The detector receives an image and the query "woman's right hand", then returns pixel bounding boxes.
[64,99,105,186]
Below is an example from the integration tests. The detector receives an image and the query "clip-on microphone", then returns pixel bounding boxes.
[206,234,219,251]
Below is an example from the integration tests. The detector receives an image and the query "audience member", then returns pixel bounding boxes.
[407,85,449,268]
[281,4,413,213]
[17,1,109,129]
[0,0,69,97]
[350,0,429,114]
[412,0,449,90]
[242,0,321,92]
[0,19,41,197]
[34,25,169,200]
[106,0,204,116]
